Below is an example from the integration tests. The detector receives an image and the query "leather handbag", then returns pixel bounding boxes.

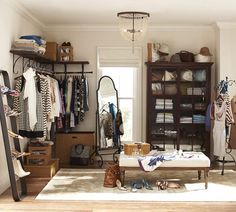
[178,50,194,62]
[103,163,121,187]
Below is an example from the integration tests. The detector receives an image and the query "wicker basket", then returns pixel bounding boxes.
[124,143,150,156]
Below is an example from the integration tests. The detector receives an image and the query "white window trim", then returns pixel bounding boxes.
[97,46,143,142]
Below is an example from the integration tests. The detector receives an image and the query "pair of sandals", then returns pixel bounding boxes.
[131,179,153,192]
[156,180,181,190]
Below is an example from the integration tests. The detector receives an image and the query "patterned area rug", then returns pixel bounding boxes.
[36,168,236,201]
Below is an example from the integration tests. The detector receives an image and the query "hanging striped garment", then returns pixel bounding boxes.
[213,92,234,126]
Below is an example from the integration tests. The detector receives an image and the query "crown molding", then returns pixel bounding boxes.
[43,24,119,32]
[3,0,45,30]
[43,24,214,32]
[215,22,236,29]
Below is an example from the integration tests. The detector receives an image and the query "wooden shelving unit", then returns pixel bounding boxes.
[146,62,213,156]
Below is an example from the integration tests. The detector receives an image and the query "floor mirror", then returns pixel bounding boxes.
[95,75,121,167]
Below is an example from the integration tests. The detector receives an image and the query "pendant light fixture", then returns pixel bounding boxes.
[117,11,150,49]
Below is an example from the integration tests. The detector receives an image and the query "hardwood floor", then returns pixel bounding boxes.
[1,167,236,212]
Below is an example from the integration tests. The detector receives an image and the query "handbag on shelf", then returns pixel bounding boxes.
[178,51,194,62]
[70,144,90,166]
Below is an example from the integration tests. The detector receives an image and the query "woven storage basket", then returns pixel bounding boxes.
[124,143,150,156]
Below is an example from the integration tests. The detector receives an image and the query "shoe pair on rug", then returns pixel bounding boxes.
[131,179,153,192]
[156,180,181,190]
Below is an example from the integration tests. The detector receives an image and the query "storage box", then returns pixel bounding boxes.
[44,42,58,61]
[124,143,150,156]
[58,45,73,62]
[24,159,59,178]
[27,146,51,165]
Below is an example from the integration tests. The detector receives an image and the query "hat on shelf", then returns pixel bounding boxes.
[194,47,212,62]
[158,43,169,55]
[199,47,212,56]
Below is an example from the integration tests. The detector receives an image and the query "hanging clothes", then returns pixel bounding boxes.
[115,110,124,135]
[213,100,227,157]
[22,67,37,130]
[229,96,236,149]
[18,76,44,138]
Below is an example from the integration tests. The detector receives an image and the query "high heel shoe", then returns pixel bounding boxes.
[116,179,127,191]
[11,150,30,158]
[8,129,24,139]
[12,158,30,178]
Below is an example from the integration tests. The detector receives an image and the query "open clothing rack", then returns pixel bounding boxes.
[10,50,92,76]
[215,77,236,175]
[0,70,27,201]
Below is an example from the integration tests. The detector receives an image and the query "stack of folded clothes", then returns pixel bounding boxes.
[194,103,205,110]
[193,114,205,123]
[155,99,173,109]
[180,116,192,123]
[156,113,174,123]
[187,87,205,95]
[11,35,46,54]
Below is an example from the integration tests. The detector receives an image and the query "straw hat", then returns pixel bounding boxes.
[199,47,212,56]
[158,43,169,55]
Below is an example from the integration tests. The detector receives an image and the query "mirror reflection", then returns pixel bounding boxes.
[96,76,123,149]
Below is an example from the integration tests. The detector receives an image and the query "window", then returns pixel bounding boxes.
[100,67,137,142]
[97,47,142,143]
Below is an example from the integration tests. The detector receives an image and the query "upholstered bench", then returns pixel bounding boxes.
[119,151,211,189]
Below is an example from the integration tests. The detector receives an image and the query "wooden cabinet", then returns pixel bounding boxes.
[146,62,213,156]
[55,131,95,167]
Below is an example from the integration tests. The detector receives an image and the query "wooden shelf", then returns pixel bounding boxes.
[10,50,53,63]
[10,49,89,65]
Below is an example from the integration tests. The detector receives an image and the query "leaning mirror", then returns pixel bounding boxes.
[96,76,121,166]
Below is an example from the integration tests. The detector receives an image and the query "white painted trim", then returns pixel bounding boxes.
[215,22,236,29]
[3,0,45,30]
[43,24,214,32]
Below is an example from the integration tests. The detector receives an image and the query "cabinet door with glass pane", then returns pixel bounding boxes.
[146,62,213,157]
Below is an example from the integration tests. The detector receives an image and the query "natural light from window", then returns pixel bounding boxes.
[100,67,137,143]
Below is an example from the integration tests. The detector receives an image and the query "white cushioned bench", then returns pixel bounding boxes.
[119,151,211,189]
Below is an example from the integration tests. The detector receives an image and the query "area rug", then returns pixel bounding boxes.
[36,168,236,201]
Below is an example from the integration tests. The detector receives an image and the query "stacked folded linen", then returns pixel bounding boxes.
[194,103,205,110]
[155,99,173,109]
[187,87,205,95]
[193,115,205,123]
[11,35,46,54]
[180,117,192,123]
[156,113,174,123]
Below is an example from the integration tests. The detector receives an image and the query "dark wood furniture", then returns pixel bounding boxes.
[146,62,213,157]
[55,131,95,167]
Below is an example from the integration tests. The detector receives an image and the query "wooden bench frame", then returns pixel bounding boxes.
[120,166,210,189]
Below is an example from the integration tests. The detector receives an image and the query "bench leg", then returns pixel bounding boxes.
[198,170,201,180]
[204,169,209,189]
[120,169,125,187]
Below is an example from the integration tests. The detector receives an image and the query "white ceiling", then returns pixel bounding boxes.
[17,0,236,26]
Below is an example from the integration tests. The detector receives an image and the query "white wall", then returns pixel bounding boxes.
[44,26,216,141]
[0,0,43,195]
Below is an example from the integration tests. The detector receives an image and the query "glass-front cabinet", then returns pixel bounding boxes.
[146,62,213,157]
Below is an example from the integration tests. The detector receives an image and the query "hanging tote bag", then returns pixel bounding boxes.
[70,144,90,166]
